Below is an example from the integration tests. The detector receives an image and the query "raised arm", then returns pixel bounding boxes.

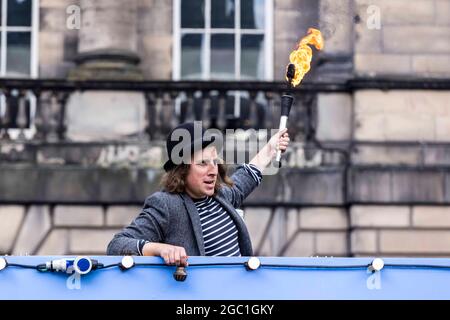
[249,128,289,171]
[220,129,290,207]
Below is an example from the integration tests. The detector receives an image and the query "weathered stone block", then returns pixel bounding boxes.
[285,169,344,205]
[354,90,450,142]
[245,173,283,205]
[243,207,272,252]
[412,55,450,75]
[13,206,51,255]
[316,93,352,141]
[54,206,104,226]
[424,146,450,166]
[354,23,382,54]
[70,229,120,254]
[0,206,25,254]
[384,113,435,141]
[79,0,138,52]
[356,0,434,25]
[412,206,450,227]
[351,230,378,254]
[39,168,100,203]
[286,208,300,242]
[39,31,65,78]
[352,145,422,165]
[349,169,391,202]
[436,0,450,25]
[446,174,450,203]
[66,91,146,141]
[350,205,410,227]
[319,0,352,53]
[0,166,164,204]
[299,207,348,230]
[354,113,385,141]
[0,166,39,202]
[355,54,411,76]
[283,232,315,257]
[41,0,74,8]
[383,26,450,54]
[40,7,69,32]
[436,116,450,142]
[106,206,142,226]
[37,229,69,255]
[391,171,445,203]
[137,5,172,35]
[315,232,347,256]
[275,11,315,42]
[380,230,450,254]
[135,169,164,200]
[139,35,172,80]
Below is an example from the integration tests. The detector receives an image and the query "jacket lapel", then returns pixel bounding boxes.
[180,193,205,255]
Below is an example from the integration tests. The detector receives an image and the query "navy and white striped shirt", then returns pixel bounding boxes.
[193,164,262,257]
[137,164,262,256]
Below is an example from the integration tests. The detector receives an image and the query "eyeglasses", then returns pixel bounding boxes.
[195,158,224,167]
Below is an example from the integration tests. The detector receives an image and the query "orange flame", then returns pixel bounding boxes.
[286,28,324,87]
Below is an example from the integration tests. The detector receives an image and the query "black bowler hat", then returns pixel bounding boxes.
[163,122,221,172]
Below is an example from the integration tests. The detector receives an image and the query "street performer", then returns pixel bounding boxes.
[107,122,290,267]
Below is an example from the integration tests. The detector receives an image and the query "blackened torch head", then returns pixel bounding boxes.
[286,63,296,85]
[280,94,294,117]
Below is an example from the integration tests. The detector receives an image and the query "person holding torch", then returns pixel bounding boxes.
[107,28,323,269]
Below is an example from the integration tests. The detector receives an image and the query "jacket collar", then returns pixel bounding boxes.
[180,193,205,255]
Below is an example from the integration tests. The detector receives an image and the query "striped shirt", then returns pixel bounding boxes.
[193,164,262,257]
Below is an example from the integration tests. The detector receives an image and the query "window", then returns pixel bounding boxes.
[0,0,39,78]
[0,0,39,139]
[173,0,273,81]
[173,0,273,129]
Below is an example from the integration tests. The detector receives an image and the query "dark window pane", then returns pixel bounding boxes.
[181,0,204,28]
[211,34,234,79]
[6,32,31,76]
[211,0,234,28]
[181,34,203,79]
[241,0,264,29]
[241,35,264,79]
[7,0,32,27]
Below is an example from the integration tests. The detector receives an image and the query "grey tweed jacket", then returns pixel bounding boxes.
[106,165,258,256]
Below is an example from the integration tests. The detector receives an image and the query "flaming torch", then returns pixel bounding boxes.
[274,28,324,168]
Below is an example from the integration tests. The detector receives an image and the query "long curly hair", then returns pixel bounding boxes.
[160,163,234,196]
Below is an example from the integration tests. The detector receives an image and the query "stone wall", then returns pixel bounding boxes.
[5,203,450,257]
[0,204,349,257]
[354,90,450,142]
[354,0,450,77]
[39,0,79,78]
[351,205,450,257]
[136,0,172,80]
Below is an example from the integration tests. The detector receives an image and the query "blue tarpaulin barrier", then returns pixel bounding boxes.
[1,256,449,300]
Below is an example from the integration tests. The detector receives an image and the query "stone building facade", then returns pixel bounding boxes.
[1,0,450,257]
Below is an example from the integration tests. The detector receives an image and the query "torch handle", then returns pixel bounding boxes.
[273,95,294,168]
[275,115,288,162]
